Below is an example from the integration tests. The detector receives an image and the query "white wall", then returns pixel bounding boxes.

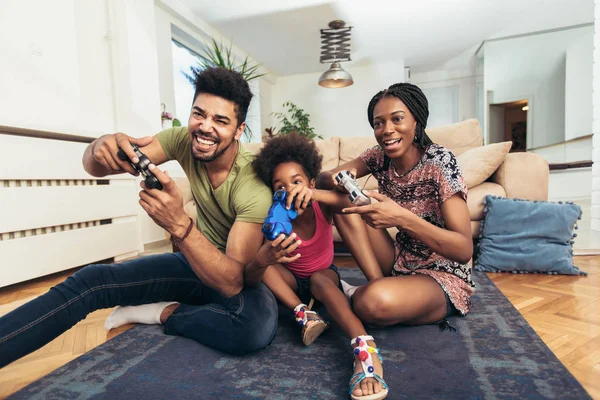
[0,0,115,137]
[593,0,600,234]
[410,67,477,128]
[566,33,594,141]
[530,136,593,164]
[484,25,594,150]
[271,60,405,138]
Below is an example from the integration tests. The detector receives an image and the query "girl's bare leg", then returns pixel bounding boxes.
[310,269,385,398]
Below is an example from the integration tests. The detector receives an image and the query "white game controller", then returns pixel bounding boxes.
[335,170,371,206]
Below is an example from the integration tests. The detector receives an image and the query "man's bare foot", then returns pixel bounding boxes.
[350,339,386,398]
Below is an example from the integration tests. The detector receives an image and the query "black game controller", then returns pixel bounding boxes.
[117,143,163,190]
[335,170,371,206]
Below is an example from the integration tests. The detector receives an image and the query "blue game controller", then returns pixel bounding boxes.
[262,190,298,241]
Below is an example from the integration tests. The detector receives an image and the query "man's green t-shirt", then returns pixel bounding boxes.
[157,127,272,252]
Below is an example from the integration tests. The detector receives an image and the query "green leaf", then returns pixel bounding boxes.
[172,118,182,127]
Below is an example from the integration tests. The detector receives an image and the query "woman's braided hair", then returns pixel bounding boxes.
[367,82,433,149]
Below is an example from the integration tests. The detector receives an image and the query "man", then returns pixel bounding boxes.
[0,67,278,368]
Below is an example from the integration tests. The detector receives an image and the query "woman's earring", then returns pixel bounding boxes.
[414,135,418,142]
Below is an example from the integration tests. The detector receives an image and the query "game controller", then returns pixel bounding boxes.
[262,190,298,241]
[335,170,371,206]
[117,143,163,190]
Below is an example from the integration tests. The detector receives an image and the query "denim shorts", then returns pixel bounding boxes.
[443,290,458,318]
[294,264,342,306]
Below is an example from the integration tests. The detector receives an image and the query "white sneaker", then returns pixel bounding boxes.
[340,280,360,300]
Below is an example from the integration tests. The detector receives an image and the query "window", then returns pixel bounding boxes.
[171,40,201,123]
[170,39,260,143]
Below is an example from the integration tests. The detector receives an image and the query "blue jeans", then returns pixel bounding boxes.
[0,252,278,368]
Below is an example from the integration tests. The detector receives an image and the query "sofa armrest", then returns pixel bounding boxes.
[489,152,549,201]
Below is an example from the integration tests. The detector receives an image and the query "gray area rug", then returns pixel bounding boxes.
[9,270,591,399]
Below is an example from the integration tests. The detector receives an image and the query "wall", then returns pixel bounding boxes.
[530,136,593,164]
[566,33,594,141]
[593,0,600,234]
[484,25,593,150]
[0,0,115,137]
[271,60,405,138]
[410,67,477,128]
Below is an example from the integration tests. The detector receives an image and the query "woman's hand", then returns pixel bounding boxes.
[255,233,302,268]
[285,184,314,216]
[341,191,412,229]
[332,168,358,193]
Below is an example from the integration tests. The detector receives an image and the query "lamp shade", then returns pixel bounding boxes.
[318,62,353,88]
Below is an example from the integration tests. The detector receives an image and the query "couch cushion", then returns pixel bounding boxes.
[338,136,379,190]
[243,142,263,155]
[490,152,549,201]
[244,137,340,172]
[426,119,483,156]
[468,182,506,221]
[457,141,512,189]
[471,220,481,239]
[315,137,341,171]
[475,196,586,275]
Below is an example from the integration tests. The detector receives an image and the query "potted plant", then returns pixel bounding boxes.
[272,102,322,140]
[161,103,181,130]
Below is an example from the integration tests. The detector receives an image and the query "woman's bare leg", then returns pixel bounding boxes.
[334,214,395,280]
[352,275,447,326]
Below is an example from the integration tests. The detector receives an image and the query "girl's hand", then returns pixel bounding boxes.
[342,191,412,229]
[285,184,314,216]
[255,233,302,267]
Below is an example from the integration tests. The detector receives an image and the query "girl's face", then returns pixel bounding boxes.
[272,162,315,193]
[372,96,418,159]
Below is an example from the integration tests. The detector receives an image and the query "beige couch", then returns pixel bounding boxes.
[172,119,549,244]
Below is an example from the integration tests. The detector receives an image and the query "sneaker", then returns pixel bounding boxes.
[340,279,360,300]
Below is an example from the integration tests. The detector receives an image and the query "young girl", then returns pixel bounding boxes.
[251,133,389,400]
[318,82,475,329]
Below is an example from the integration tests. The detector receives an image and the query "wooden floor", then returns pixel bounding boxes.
[0,254,598,399]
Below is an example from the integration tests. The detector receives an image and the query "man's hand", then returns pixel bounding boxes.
[255,233,302,268]
[342,191,412,229]
[285,184,314,216]
[89,133,153,176]
[138,164,189,237]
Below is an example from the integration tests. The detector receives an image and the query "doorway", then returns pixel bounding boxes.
[488,100,528,152]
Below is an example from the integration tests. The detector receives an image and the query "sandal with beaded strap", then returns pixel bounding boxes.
[349,335,389,400]
[294,303,328,346]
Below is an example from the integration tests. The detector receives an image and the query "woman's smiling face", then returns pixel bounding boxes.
[372,96,418,159]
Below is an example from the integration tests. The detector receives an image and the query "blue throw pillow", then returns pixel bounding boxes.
[475,196,586,275]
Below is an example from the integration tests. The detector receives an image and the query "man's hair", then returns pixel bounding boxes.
[367,82,433,148]
[252,133,323,186]
[188,67,253,127]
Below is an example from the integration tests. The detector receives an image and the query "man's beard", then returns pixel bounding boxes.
[190,130,236,162]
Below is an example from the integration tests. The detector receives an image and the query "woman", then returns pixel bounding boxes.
[317,83,474,327]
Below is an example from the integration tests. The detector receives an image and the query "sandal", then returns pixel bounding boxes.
[349,335,389,400]
[294,303,328,346]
